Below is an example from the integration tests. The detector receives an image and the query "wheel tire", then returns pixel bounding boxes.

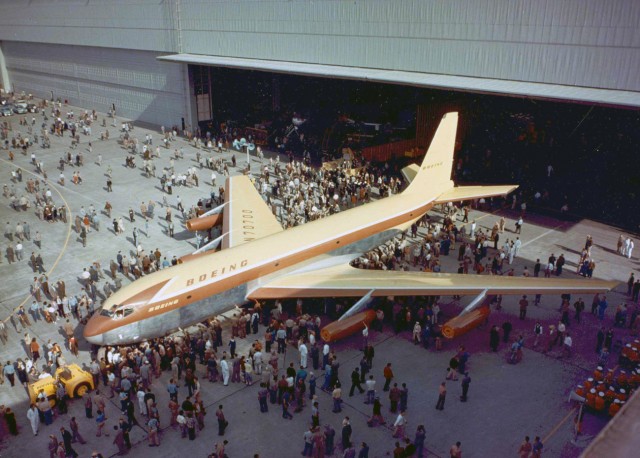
[74,382,90,398]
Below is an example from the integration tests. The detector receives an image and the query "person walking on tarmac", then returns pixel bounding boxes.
[349,368,364,397]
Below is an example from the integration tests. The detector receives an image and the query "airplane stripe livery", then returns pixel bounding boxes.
[84,113,616,345]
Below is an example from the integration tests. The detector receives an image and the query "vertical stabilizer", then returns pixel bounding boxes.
[404,112,458,197]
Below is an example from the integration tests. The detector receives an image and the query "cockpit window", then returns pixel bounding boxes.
[100,304,133,319]
[99,279,168,319]
[114,306,134,319]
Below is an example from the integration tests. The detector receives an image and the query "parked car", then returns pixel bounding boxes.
[0,105,13,116]
[26,103,39,113]
[13,105,28,114]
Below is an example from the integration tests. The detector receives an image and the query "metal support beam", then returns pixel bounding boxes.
[339,289,374,321]
[458,289,489,316]
[193,233,224,255]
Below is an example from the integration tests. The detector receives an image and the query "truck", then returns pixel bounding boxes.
[28,364,94,407]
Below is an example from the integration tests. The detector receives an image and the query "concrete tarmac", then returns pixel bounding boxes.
[0,100,636,457]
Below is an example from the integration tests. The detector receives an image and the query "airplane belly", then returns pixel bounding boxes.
[179,284,247,325]
[98,285,248,346]
[98,321,142,345]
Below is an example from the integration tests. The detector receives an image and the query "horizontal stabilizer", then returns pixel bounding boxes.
[401,164,420,184]
[434,185,518,204]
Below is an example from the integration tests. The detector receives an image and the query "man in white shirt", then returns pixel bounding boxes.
[514,237,522,257]
[220,356,230,386]
[556,322,566,347]
[392,411,407,439]
[299,342,308,368]
[563,333,572,358]
[362,323,369,349]
[322,344,330,369]
[365,376,376,404]
[253,349,263,375]
[27,404,40,435]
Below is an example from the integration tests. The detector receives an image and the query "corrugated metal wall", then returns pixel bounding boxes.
[178,0,640,91]
[0,0,176,52]
[0,0,638,123]
[3,42,187,126]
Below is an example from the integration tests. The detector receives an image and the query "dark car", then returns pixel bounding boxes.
[0,105,13,116]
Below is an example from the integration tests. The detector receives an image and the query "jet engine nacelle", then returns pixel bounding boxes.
[186,213,223,232]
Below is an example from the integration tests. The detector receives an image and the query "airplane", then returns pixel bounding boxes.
[84,112,616,345]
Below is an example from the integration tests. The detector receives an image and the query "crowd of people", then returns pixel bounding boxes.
[0,93,637,457]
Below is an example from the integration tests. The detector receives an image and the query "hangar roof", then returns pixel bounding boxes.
[158,53,640,108]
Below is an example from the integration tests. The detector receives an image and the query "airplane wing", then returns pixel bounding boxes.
[434,185,519,204]
[221,175,283,249]
[248,265,617,299]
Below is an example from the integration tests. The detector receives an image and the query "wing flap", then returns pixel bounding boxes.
[434,185,519,204]
[248,265,617,299]
[222,175,282,249]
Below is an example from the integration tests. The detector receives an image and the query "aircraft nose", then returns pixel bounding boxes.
[83,313,109,345]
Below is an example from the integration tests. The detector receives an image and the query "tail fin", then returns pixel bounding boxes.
[404,112,458,196]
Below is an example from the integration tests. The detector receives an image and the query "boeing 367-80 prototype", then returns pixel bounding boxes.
[84,113,616,345]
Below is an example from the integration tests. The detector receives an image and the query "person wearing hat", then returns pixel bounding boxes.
[349,367,364,397]
[412,321,422,345]
[140,359,152,390]
[586,389,596,408]
[595,392,606,411]
[617,389,627,402]
[460,372,471,402]
[367,396,385,427]
[544,325,556,354]
[324,424,336,455]
[392,410,407,439]
[341,417,353,449]
[617,370,628,387]
[60,426,78,457]
[258,383,268,413]
[584,377,594,391]
[48,434,59,458]
[311,401,320,428]
[609,398,622,416]
[605,386,616,404]
[593,366,604,381]
[365,375,376,405]
[435,382,447,411]
[308,372,317,400]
